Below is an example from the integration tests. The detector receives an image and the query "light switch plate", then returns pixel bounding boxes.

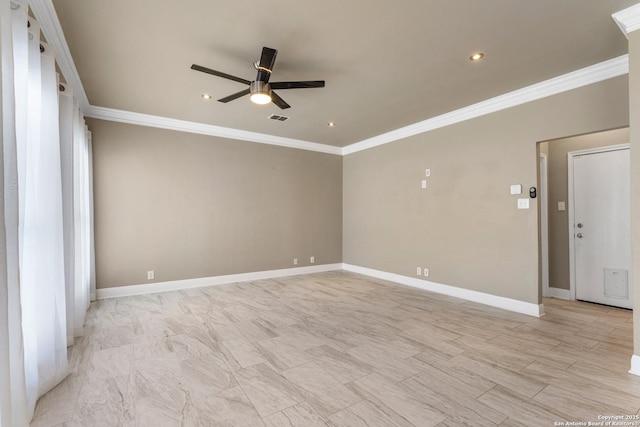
[425,168,431,177]
[517,199,530,209]
[558,201,566,211]
[510,184,522,195]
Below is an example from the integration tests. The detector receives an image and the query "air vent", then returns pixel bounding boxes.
[268,114,289,122]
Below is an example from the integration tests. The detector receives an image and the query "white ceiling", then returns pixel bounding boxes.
[50,0,637,147]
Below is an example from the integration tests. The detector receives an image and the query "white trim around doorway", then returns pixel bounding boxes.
[540,153,549,298]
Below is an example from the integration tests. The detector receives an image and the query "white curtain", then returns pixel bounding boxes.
[0,0,95,424]
[88,130,96,303]
[72,108,92,336]
[58,83,75,345]
[59,85,93,343]
[20,18,69,413]
[0,1,29,425]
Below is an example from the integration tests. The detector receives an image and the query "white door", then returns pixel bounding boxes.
[573,148,631,309]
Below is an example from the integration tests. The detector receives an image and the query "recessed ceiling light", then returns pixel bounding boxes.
[201,93,212,100]
[469,52,484,61]
[328,122,336,127]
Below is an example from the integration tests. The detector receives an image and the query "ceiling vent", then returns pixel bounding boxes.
[268,114,289,122]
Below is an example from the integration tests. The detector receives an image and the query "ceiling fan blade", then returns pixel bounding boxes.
[218,88,250,103]
[256,47,278,82]
[271,91,291,109]
[270,81,325,90]
[191,64,251,85]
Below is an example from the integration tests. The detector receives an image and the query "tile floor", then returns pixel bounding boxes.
[29,271,640,426]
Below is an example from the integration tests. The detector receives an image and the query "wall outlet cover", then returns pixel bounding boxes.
[517,198,530,209]
[510,184,522,195]
[416,267,421,276]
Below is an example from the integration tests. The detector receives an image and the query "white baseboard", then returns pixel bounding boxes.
[96,263,343,299]
[342,263,545,317]
[97,262,545,318]
[548,286,571,300]
[630,354,640,377]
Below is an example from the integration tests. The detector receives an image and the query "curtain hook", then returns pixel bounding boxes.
[40,44,44,53]
[59,84,66,92]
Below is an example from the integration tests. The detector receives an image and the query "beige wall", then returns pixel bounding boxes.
[89,119,343,288]
[343,76,629,305]
[629,30,640,356]
[545,128,630,290]
[90,75,630,305]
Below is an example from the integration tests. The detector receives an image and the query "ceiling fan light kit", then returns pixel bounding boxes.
[249,81,272,105]
[191,46,325,110]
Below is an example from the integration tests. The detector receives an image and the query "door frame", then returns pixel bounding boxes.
[540,153,549,297]
[567,143,630,301]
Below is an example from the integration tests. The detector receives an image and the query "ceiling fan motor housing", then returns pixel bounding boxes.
[250,80,271,96]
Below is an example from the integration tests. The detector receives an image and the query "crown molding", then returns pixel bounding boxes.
[29,0,89,109]
[85,106,343,155]
[29,0,630,157]
[342,54,629,155]
[613,3,640,37]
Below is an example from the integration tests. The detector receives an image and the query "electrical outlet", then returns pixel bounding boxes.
[423,268,429,277]
[310,256,315,264]
[293,258,298,265]
[147,270,154,280]
[417,267,422,276]
[421,179,427,189]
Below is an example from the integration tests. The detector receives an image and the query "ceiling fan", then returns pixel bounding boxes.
[191,47,325,109]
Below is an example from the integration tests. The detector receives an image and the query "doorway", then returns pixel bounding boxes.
[568,145,631,309]
[539,127,631,307]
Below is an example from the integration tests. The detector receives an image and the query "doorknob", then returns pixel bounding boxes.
[577,223,583,228]
[577,233,584,238]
